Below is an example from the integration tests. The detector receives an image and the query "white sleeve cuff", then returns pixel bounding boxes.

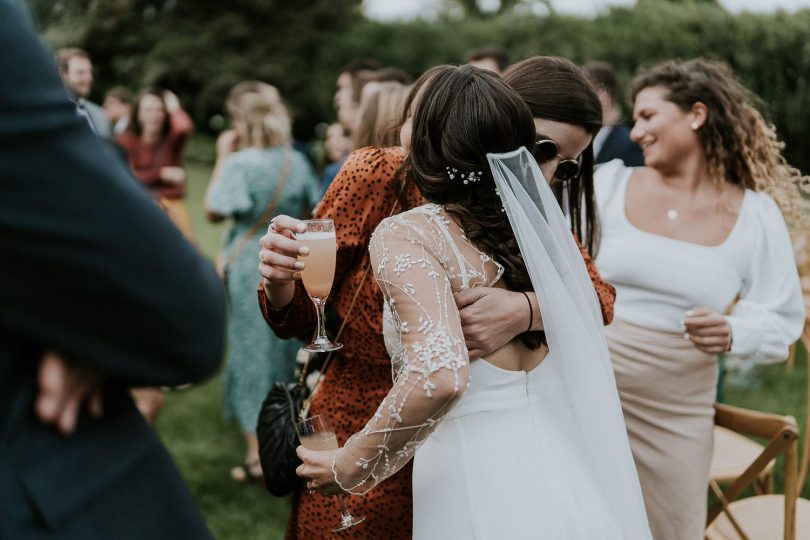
[724,314,760,358]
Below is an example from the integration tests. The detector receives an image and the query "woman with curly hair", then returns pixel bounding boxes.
[594,58,807,539]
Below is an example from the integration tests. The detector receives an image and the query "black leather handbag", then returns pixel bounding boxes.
[255,279,365,497]
[256,380,310,497]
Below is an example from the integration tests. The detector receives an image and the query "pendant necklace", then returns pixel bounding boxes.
[664,181,680,221]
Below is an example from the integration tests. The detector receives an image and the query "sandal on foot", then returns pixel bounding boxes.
[230,461,264,485]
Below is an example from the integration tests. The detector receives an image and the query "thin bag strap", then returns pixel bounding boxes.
[222,149,292,271]
[299,182,407,418]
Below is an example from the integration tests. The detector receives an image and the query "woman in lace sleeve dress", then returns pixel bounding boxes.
[296,65,649,539]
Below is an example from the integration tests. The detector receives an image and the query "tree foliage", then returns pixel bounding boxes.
[24,0,810,172]
[26,0,364,137]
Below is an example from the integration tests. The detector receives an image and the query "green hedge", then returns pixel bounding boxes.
[30,0,810,172]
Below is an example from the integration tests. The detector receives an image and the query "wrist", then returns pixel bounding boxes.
[520,291,533,334]
[264,279,295,309]
[527,292,543,331]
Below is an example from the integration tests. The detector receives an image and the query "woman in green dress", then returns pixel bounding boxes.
[205,81,320,483]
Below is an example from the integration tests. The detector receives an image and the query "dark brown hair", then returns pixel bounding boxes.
[504,56,603,255]
[127,87,169,138]
[465,46,510,72]
[104,86,133,105]
[374,67,413,85]
[585,61,621,105]
[404,64,542,349]
[631,58,810,227]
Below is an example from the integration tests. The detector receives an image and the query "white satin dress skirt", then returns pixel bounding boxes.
[412,350,622,539]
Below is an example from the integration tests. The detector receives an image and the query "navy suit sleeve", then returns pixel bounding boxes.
[597,124,645,167]
[621,131,645,167]
[0,0,225,386]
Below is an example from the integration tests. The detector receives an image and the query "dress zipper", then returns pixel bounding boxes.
[524,370,530,401]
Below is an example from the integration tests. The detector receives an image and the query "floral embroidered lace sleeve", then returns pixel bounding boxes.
[331,209,472,495]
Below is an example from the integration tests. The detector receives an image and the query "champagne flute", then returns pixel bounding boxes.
[297,219,342,352]
[296,414,366,531]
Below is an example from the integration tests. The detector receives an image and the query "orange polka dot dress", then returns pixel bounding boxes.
[257,146,616,539]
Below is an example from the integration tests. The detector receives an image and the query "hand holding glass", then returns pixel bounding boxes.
[296,414,365,531]
[297,219,342,352]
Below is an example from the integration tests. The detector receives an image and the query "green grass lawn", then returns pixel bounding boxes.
[155,154,290,539]
[156,144,810,539]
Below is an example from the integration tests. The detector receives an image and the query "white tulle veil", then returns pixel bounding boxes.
[487,147,651,537]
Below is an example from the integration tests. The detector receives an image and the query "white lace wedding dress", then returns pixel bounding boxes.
[331,149,650,539]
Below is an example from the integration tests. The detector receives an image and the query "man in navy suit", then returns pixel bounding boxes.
[0,2,226,538]
[586,61,645,167]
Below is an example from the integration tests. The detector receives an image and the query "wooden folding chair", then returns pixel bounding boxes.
[705,404,799,539]
[706,324,810,539]
[710,317,810,496]
[710,423,776,497]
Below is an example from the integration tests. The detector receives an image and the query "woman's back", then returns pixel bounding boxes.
[375,204,620,539]
[379,203,547,374]
[216,147,318,227]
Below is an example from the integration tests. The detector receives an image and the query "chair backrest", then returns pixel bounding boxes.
[797,322,810,493]
[708,403,799,539]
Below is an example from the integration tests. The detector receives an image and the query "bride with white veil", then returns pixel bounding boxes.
[296,64,649,539]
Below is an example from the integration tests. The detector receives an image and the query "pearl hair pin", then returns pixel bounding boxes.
[446,166,482,184]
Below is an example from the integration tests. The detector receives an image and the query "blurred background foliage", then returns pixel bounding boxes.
[25,0,810,171]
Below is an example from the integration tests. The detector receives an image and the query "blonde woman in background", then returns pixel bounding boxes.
[205,81,320,484]
[351,81,409,150]
[594,58,807,539]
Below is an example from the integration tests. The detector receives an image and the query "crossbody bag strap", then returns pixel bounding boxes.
[221,148,292,272]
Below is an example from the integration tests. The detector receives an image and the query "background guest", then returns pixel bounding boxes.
[320,122,351,192]
[103,86,133,136]
[465,45,510,75]
[205,80,320,485]
[586,61,644,167]
[56,47,112,138]
[117,87,195,241]
[350,81,409,150]
[334,58,379,134]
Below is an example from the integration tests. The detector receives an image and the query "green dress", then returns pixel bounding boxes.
[208,146,320,431]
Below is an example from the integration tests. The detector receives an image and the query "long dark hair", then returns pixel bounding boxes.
[128,86,170,139]
[403,64,543,349]
[504,56,603,256]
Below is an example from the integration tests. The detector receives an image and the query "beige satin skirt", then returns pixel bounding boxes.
[606,318,717,540]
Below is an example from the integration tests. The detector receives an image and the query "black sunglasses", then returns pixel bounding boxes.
[532,139,581,182]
